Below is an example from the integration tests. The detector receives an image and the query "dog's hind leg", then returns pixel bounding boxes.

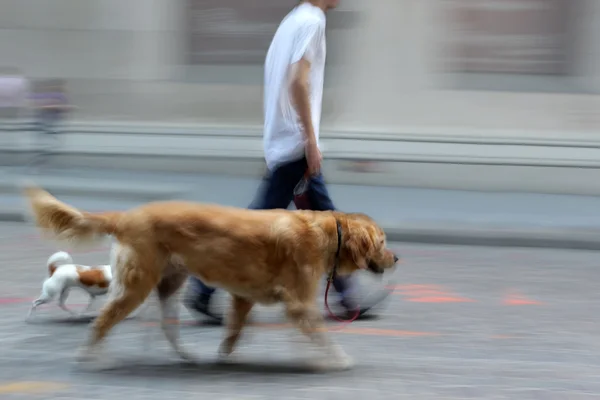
[77,247,160,365]
[58,288,77,317]
[81,295,96,315]
[155,269,194,362]
[218,295,254,360]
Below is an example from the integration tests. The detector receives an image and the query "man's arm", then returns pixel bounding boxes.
[288,21,325,173]
[290,58,316,145]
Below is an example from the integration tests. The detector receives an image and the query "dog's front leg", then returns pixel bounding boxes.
[218,295,254,360]
[286,304,354,371]
[82,295,96,315]
[26,297,50,321]
[159,295,197,362]
[156,271,196,362]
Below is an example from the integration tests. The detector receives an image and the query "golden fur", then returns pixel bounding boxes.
[23,185,398,370]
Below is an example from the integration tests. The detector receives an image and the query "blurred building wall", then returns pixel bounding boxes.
[0,0,599,134]
[336,0,600,134]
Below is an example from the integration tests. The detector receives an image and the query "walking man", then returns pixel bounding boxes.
[185,0,390,323]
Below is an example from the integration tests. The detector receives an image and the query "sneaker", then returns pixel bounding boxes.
[183,293,223,325]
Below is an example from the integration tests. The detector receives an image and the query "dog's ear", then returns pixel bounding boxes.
[345,225,374,270]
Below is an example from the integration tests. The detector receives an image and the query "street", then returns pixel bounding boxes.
[0,221,599,399]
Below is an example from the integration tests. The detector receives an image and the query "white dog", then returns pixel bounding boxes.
[27,251,112,319]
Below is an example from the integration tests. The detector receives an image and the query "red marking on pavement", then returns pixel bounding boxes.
[408,296,474,303]
[0,297,32,305]
[491,334,518,339]
[390,284,474,303]
[503,291,543,306]
[0,298,94,309]
[504,297,543,306]
[336,327,439,337]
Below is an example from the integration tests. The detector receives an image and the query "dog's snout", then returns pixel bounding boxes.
[393,254,399,263]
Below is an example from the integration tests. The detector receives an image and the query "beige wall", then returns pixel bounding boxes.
[0,0,181,80]
[1,0,598,134]
[335,0,600,134]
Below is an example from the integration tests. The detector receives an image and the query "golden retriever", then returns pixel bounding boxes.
[23,185,398,371]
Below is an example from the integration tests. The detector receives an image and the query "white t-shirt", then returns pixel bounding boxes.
[263,2,326,170]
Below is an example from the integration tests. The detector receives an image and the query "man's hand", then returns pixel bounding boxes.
[306,139,322,175]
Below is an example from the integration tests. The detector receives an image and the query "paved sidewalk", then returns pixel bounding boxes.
[3,166,600,249]
[1,222,600,399]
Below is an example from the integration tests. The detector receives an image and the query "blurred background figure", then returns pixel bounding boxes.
[29,78,72,171]
[0,66,28,139]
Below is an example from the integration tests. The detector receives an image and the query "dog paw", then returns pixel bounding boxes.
[217,351,240,366]
[217,342,233,358]
[308,344,354,372]
[309,353,354,372]
[75,345,104,364]
[217,342,242,365]
[76,357,120,372]
[75,346,94,363]
[75,346,122,371]
[329,352,355,371]
[174,347,198,364]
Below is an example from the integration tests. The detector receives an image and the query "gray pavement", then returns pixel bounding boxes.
[1,222,600,399]
[3,166,600,249]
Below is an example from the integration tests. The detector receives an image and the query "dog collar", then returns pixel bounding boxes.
[328,219,343,282]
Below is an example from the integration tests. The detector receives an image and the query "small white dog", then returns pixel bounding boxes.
[27,251,112,319]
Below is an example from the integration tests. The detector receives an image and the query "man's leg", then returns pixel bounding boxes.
[184,276,221,322]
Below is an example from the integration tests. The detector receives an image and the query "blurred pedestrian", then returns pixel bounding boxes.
[0,67,28,138]
[184,0,391,323]
[29,79,73,170]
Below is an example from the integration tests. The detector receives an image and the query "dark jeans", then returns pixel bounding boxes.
[188,157,352,300]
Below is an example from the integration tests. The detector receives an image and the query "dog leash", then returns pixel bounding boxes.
[323,219,361,329]
[294,173,361,328]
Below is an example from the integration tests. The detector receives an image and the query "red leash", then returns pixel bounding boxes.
[324,277,360,329]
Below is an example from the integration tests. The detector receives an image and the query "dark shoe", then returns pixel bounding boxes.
[184,293,223,325]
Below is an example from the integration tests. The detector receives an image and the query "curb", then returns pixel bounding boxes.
[3,208,600,251]
[384,227,600,251]
[0,186,188,203]
[0,211,26,223]
[0,174,190,202]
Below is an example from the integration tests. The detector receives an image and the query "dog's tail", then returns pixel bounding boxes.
[23,184,123,249]
[46,251,73,277]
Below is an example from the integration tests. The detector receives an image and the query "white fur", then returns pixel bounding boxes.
[27,251,112,320]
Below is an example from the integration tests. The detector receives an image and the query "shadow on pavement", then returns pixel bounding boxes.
[83,359,350,378]
[25,315,141,325]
